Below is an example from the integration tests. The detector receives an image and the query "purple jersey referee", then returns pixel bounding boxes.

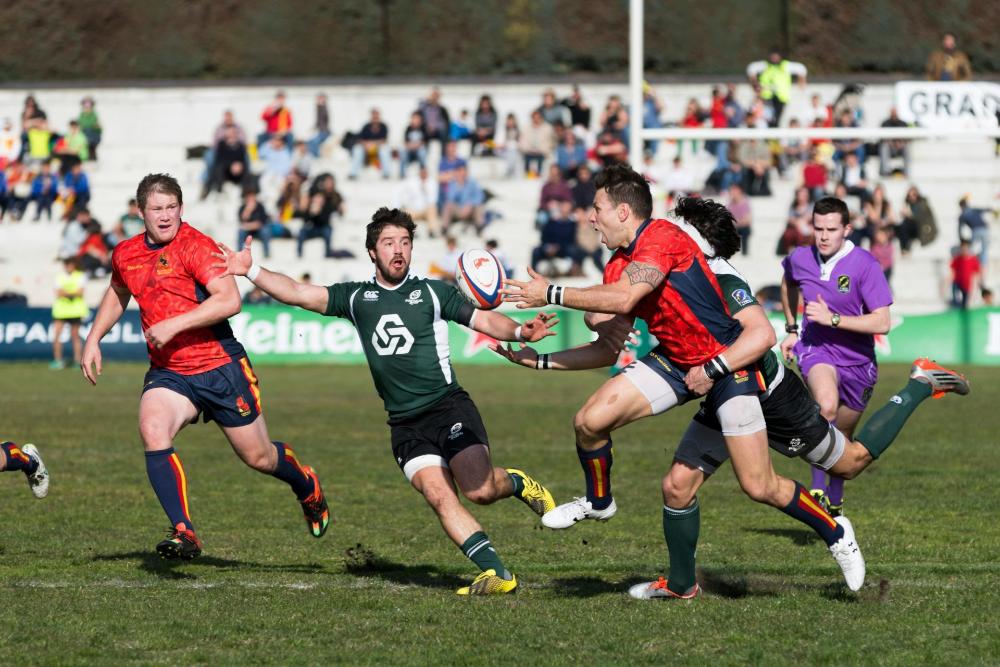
[780,196,893,516]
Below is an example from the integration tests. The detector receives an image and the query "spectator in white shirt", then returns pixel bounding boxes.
[395,165,440,237]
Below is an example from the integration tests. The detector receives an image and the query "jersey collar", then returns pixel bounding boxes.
[813,240,855,281]
[143,221,186,251]
[622,218,653,255]
[373,272,415,290]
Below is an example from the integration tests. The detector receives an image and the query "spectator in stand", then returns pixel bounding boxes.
[449,109,473,146]
[520,110,556,178]
[803,93,829,126]
[21,95,47,150]
[595,130,627,168]
[437,140,467,207]
[879,108,910,177]
[538,88,571,129]
[832,110,865,165]
[25,119,52,166]
[958,195,993,272]
[599,95,629,141]
[472,95,498,156]
[1,118,21,168]
[659,156,694,208]
[780,118,808,173]
[53,120,89,174]
[418,87,451,148]
[243,286,273,306]
[308,93,331,157]
[400,111,428,178]
[78,97,101,161]
[203,125,249,198]
[78,219,111,278]
[951,240,981,309]
[863,184,896,243]
[677,97,704,158]
[532,200,584,277]
[500,113,521,178]
[562,85,592,137]
[61,162,90,215]
[802,148,829,199]
[555,130,587,180]
[726,183,753,255]
[838,152,870,202]
[896,185,937,253]
[349,108,392,180]
[396,165,440,237]
[778,185,816,255]
[485,239,513,278]
[537,164,573,226]
[441,165,486,236]
[642,83,665,155]
[59,208,91,260]
[571,164,597,211]
[738,138,772,196]
[722,83,745,128]
[273,176,303,234]
[30,161,58,221]
[746,48,807,127]
[298,173,346,259]
[869,227,895,285]
[108,198,144,247]
[926,32,972,81]
[258,133,294,204]
[428,235,463,283]
[51,256,88,370]
[214,109,246,144]
[0,168,6,219]
[3,161,31,220]
[291,140,312,182]
[574,204,604,273]
[981,288,994,306]
[259,90,293,146]
[238,187,271,259]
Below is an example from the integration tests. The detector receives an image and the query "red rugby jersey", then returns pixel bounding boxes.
[111,222,245,374]
[603,218,742,369]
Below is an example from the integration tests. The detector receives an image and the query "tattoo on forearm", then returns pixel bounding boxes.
[625,262,665,288]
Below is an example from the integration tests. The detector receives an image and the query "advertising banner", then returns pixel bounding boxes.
[894,81,1000,129]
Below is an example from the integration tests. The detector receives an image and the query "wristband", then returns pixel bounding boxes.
[545,284,564,306]
[703,355,730,381]
[513,326,524,342]
[784,322,799,334]
[535,353,551,370]
[247,262,261,282]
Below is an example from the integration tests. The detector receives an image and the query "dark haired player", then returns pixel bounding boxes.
[214,207,558,596]
[503,164,864,593]
[81,173,329,560]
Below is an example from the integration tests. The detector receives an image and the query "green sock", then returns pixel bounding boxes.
[664,499,700,594]
[507,471,525,498]
[855,379,933,459]
[460,531,511,580]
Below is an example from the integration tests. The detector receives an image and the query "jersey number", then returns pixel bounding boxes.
[372,314,414,356]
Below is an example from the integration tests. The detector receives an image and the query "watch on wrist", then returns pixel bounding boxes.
[784,323,799,334]
[831,312,841,328]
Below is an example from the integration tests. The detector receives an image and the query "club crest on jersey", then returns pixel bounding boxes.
[837,275,851,293]
[788,437,803,452]
[236,395,252,417]
[448,422,464,440]
[405,289,423,305]
[363,290,379,301]
[156,252,172,276]
[733,369,749,383]
[731,288,754,307]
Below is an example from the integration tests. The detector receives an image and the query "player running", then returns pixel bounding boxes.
[0,440,49,498]
[503,164,864,592]
[81,173,329,561]
[499,196,969,599]
[781,196,893,516]
[214,207,558,596]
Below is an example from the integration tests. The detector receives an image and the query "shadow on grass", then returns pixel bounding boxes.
[747,527,821,547]
[92,551,330,580]
[341,544,465,590]
[547,575,649,598]
[698,568,857,601]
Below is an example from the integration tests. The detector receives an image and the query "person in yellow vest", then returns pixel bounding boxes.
[746,49,808,128]
[51,256,89,369]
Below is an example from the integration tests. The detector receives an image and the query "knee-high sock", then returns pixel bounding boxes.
[270,441,315,501]
[827,476,845,506]
[578,440,613,510]
[0,442,38,474]
[810,465,827,492]
[855,379,933,459]
[664,500,700,594]
[145,448,193,531]
[779,482,843,546]
[460,531,511,580]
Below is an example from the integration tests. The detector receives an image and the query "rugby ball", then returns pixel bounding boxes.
[456,249,506,310]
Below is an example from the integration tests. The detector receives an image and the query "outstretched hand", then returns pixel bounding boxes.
[520,311,559,342]
[489,341,538,369]
[501,266,550,309]
[213,235,254,278]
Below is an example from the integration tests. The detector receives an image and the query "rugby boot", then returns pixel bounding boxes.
[301,466,330,538]
[456,569,518,596]
[21,444,49,499]
[505,468,556,517]
[628,576,701,600]
[909,358,970,399]
[829,516,865,591]
[542,496,617,529]
[156,524,203,561]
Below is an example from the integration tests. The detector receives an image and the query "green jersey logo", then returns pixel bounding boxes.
[372,314,414,356]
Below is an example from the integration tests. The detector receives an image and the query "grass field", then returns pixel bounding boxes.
[1,360,998,665]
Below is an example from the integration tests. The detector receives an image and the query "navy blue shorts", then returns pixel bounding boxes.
[143,356,263,427]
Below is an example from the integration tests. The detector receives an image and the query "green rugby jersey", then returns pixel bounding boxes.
[712,262,782,388]
[325,275,475,418]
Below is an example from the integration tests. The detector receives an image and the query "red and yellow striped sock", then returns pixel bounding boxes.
[145,448,194,531]
[780,481,843,546]
[578,440,614,511]
[1,441,38,474]
[271,441,315,501]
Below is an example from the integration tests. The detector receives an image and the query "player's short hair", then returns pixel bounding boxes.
[136,173,183,210]
[674,196,741,260]
[812,196,849,226]
[593,163,653,220]
[365,207,416,251]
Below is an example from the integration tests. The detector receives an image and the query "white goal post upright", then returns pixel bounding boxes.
[629,0,645,168]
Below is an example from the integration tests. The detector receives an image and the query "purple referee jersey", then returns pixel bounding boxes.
[782,241,893,366]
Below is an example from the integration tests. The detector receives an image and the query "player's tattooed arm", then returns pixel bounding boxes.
[624,262,666,290]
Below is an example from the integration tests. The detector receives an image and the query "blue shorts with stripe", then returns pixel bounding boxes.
[142,356,263,427]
